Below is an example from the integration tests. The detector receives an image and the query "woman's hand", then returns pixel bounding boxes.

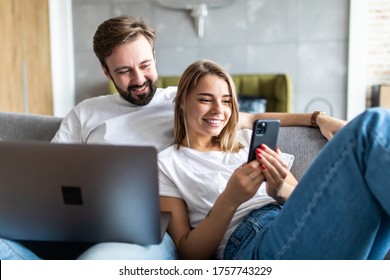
[221,160,265,209]
[317,114,347,140]
[255,145,297,203]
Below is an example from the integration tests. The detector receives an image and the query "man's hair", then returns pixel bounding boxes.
[174,59,243,152]
[93,16,156,69]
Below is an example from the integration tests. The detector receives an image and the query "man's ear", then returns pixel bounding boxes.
[101,64,112,80]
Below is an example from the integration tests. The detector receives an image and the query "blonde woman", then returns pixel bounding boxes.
[158,59,390,260]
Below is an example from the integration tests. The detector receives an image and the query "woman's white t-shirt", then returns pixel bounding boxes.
[158,129,294,259]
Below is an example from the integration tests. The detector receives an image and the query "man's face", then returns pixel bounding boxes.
[103,35,158,106]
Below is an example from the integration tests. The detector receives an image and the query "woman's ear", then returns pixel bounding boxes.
[180,99,185,110]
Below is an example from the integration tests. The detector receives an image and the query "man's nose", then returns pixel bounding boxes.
[131,68,145,85]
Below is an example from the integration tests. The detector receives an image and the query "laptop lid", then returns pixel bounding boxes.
[0,142,168,245]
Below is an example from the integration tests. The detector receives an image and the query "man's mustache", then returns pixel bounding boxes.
[128,81,151,91]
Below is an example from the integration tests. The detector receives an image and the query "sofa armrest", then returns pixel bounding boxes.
[0,112,62,142]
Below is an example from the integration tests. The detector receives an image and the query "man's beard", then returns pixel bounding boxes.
[115,80,158,106]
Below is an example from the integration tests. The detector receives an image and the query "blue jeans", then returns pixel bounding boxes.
[224,108,390,259]
[0,239,40,260]
[0,233,177,260]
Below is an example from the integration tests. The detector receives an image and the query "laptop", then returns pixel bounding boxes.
[0,141,170,245]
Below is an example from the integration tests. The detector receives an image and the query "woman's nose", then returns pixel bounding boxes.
[212,101,223,113]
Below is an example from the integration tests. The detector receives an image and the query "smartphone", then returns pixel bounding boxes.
[247,119,280,163]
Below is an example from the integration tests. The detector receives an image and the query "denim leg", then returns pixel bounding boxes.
[247,108,390,259]
[0,238,40,260]
[367,211,390,259]
[76,233,177,260]
[224,205,281,259]
[0,235,177,260]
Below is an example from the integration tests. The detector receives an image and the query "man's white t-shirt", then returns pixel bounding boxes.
[51,87,176,152]
[158,129,294,259]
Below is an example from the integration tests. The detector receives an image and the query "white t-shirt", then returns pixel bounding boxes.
[51,87,176,152]
[158,129,294,259]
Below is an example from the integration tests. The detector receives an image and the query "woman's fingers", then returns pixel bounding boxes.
[224,161,265,206]
[237,161,264,185]
[255,145,288,182]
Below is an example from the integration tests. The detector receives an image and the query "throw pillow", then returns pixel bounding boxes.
[239,95,267,113]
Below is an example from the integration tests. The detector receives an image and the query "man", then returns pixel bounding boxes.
[0,16,345,260]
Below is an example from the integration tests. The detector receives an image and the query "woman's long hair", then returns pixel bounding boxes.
[173,59,243,152]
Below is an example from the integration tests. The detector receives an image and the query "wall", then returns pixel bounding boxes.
[72,0,349,119]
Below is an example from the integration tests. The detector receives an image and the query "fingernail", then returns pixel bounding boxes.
[257,153,262,160]
[261,164,266,170]
[260,144,266,150]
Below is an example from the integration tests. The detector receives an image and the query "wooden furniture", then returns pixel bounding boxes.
[0,0,53,115]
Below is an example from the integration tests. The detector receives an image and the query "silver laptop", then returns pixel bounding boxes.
[0,141,170,245]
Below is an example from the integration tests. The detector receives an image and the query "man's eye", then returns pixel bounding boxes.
[140,64,150,70]
[117,70,129,75]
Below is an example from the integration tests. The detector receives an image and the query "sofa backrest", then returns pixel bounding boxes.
[0,112,326,180]
[156,74,293,113]
[108,73,293,112]
[232,74,293,112]
[0,112,62,142]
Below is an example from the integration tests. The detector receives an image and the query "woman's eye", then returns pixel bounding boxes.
[199,98,212,102]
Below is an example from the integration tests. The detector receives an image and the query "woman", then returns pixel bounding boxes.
[158,59,390,259]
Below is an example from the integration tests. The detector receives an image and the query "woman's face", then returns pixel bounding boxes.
[184,74,232,146]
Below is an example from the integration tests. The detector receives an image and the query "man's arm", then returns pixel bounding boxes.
[239,112,347,140]
[51,109,83,143]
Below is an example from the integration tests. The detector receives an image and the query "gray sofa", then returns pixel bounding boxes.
[0,111,326,180]
[0,111,388,259]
